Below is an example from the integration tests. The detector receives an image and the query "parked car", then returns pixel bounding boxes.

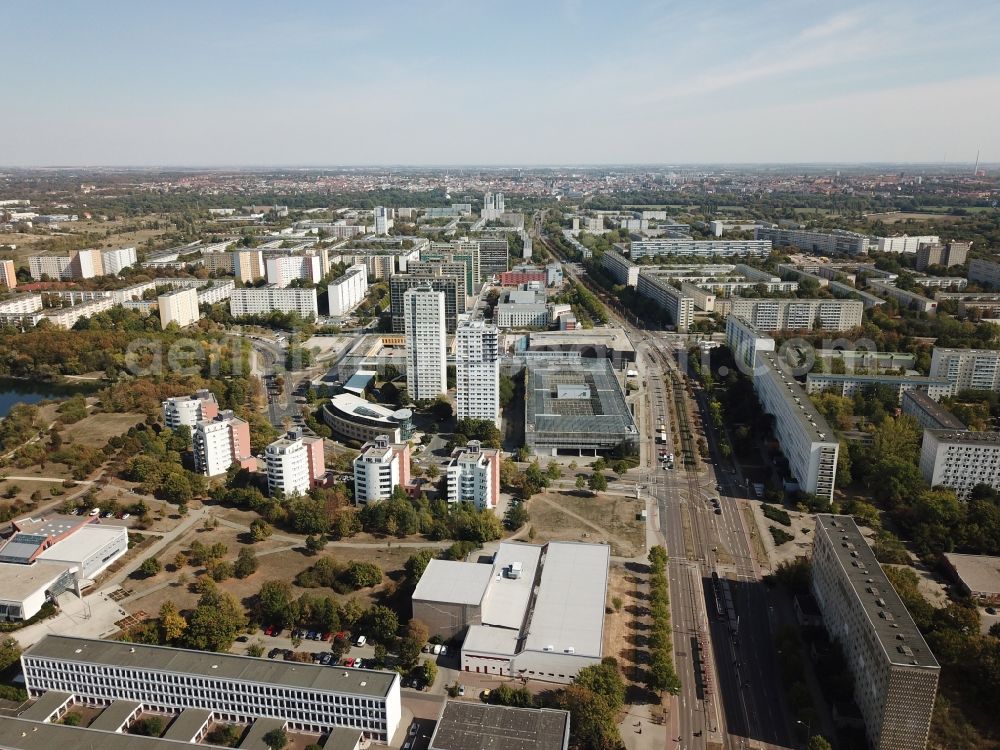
[267,648,281,659]
[322,631,332,641]
[355,635,367,647]
[457,685,465,697]
[480,689,492,702]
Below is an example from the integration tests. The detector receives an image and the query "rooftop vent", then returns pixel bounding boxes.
[542,645,554,652]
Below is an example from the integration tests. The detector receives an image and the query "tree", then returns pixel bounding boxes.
[503,502,529,531]
[262,727,287,750]
[304,534,325,555]
[138,556,162,578]
[132,716,164,736]
[373,643,388,668]
[806,738,833,750]
[575,658,625,712]
[422,658,438,686]
[346,561,383,589]
[0,636,22,673]
[256,580,295,628]
[556,684,621,750]
[364,605,400,644]
[404,549,435,581]
[173,551,189,570]
[184,589,247,652]
[398,637,422,670]
[575,475,586,491]
[234,547,259,578]
[246,641,265,658]
[249,518,272,542]
[588,472,607,494]
[159,600,188,644]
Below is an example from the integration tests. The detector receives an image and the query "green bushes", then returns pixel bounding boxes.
[769,526,795,546]
[646,546,680,695]
[762,503,792,527]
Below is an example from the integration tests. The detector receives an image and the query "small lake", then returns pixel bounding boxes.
[0,379,96,419]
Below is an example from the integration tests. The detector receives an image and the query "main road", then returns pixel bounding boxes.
[535,229,795,750]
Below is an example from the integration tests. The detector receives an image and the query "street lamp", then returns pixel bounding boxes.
[796,719,813,746]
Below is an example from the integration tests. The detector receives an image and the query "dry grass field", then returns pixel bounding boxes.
[527,490,645,557]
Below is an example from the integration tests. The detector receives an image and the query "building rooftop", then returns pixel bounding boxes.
[522,542,609,658]
[462,625,521,656]
[17,691,73,722]
[428,702,570,750]
[413,559,492,606]
[39,524,126,564]
[481,542,543,630]
[758,353,838,445]
[24,636,398,699]
[13,514,87,537]
[343,370,376,395]
[815,515,938,670]
[327,393,410,425]
[237,718,286,750]
[88,700,142,732]
[806,373,951,386]
[161,708,214,742]
[0,718,225,750]
[925,429,1000,446]
[943,553,1000,596]
[902,389,966,430]
[525,357,638,441]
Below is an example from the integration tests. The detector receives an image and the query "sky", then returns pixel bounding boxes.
[1,0,998,166]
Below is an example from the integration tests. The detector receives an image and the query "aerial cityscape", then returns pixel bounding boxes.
[1,2,999,750]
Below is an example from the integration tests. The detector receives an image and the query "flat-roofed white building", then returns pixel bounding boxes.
[352,435,411,505]
[455,319,500,426]
[636,270,694,331]
[403,286,447,401]
[753,352,839,500]
[230,286,319,318]
[328,263,369,316]
[929,347,1000,393]
[157,287,199,329]
[0,560,73,622]
[919,429,1000,499]
[100,246,137,275]
[445,441,500,510]
[725,315,776,372]
[629,239,772,259]
[728,297,864,332]
[37,524,129,580]
[193,410,255,477]
[805,373,954,403]
[265,254,322,288]
[265,429,325,497]
[21,635,401,741]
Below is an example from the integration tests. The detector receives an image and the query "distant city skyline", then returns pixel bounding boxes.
[1,0,998,166]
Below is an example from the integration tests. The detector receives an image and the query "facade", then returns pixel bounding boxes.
[389,272,464,333]
[21,635,401,741]
[755,226,873,255]
[193,411,255,477]
[725,315,776,372]
[914,241,970,271]
[934,292,1000,317]
[265,429,325,497]
[919,430,1000,498]
[496,289,549,328]
[428,702,570,750]
[100,246,137,275]
[373,206,392,235]
[524,356,639,456]
[600,250,639,286]
[636,270,694,331]
[867,281,937,314]
[0,258,16,289]
[352,435,411,505]
[162,390,219,430]
[157,287,200,329]
[230,287,319,318]
[476,238,510,278]
[753,353,839,500]
[629,239,771,259]
[941,553,1000,605]
[234,249,266,282]
[327,263,369,316]
[875,235,939,254]
[901,389,965,431]
[403,286,447,401]
[805,373,954,403]
[321,393,413,444]
[37,525,129,580]
[0,561,71,622]
[929,347,1000,392]
[445,441,500,510]
[481,191,505,221]
[28,249,104,280]
[968,258,1000,289]
[728,297,864,332]
[455,319,500,426]
[500,266,547,286]
[265,254,322,288]
[811,515,939,750]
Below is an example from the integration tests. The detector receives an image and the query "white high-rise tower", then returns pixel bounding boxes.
[455,319,500,426]
[404,286,447,401]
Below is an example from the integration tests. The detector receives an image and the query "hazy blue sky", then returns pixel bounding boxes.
[2,0,998,165]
